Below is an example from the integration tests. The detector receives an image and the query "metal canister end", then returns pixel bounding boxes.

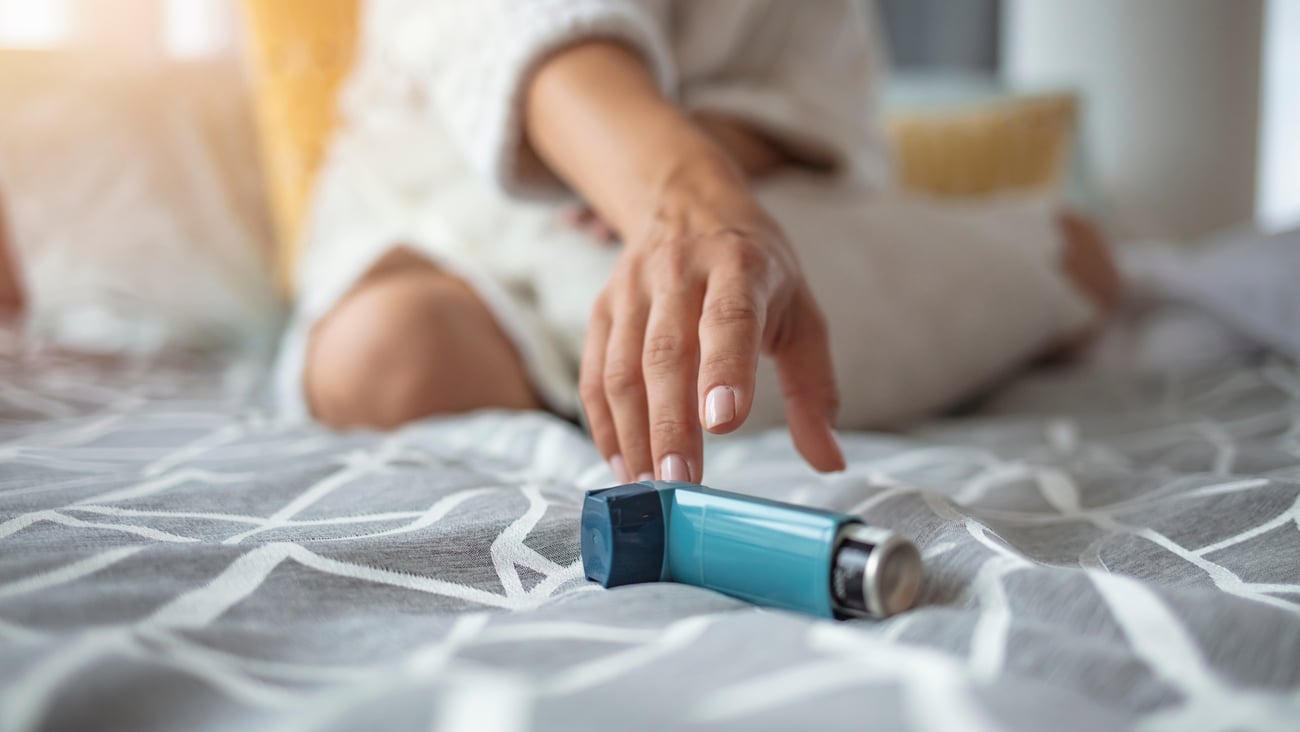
[831,524,923,619]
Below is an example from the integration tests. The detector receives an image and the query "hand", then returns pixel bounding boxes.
[522,40,843,480]
[579,167,845,483]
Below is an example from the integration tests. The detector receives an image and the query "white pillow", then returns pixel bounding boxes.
[0,52,281,357]
[1090,227,1300,370]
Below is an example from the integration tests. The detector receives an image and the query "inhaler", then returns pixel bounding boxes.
[580,481,923,619]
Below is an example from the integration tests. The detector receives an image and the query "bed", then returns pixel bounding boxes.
[2,275,1299,732]
[3,1,1298,725]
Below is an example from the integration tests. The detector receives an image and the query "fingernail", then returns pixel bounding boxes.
[637,472,655,483]
[704,386,737,430]
[609,455,629,482]
[660,454,690,482]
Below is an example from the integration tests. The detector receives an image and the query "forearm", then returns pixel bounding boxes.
[523,41,769,239]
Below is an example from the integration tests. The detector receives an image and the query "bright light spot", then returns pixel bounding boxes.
[164,0,234,58]
[0,0,71,47]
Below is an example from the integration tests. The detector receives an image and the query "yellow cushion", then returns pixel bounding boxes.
[886,94,1077,197]
[240,0,359,291]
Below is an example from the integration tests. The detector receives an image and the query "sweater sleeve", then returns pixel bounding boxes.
[677,0,890,188]
[421,0,676,199]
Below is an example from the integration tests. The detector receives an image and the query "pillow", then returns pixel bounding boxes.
[240,0,360,291]
[0,51,281,357]
[886,89,1078,198]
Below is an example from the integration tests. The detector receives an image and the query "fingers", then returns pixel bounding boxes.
[642,278,704,482]
[603,291,655,481]
[773,289,845,473]
[579,300,626,481]
[697,274,763,435]
[582,229,809,483]
[588,220,618,245]
[560,205,619,245]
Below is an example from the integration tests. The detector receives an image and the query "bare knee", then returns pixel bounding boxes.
[304,270,539,429]
[0,190,23,313]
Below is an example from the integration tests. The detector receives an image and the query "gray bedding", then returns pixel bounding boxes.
[1,330,1298,731]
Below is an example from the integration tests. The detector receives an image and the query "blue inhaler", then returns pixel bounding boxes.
[580,481,923,619]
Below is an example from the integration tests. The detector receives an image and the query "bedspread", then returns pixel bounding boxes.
[1,334,1298,731]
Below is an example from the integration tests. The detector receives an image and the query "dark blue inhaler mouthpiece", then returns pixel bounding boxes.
[580,482,668,587]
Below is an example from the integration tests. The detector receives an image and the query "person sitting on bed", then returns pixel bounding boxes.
[277,0,1122,484]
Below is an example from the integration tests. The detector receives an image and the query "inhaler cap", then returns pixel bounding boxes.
[581,482,667,587]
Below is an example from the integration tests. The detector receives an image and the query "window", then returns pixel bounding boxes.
[0,0,71,47]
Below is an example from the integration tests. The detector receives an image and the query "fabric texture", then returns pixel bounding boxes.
[2,320,1299,731]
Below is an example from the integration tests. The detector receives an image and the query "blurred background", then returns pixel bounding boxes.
[0,0,1296,358]
[883,0,1296,240]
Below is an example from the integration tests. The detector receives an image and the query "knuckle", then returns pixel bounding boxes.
[609,287,642,316]
[650,242,691,281]
[642,333,686,371]
[650,416,691,446]
[617,259,644,288]
[725,238,770,278]
[700,351,751,379]
[578,372,604,403]
[705,292,761,327]
[602,358,643,397]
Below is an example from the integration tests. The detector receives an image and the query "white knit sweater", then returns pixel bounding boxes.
[340,0,891,199]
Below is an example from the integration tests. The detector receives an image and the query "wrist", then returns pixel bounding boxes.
[622,130,771,243]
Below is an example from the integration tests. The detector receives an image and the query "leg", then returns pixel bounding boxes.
[0,188,24,313]
[743,181,1107,430]
[304,248,541,429]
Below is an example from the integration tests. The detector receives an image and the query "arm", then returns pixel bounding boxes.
[525,41,844,482]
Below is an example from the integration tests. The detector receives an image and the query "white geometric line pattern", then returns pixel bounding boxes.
[2,342,1299,732]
